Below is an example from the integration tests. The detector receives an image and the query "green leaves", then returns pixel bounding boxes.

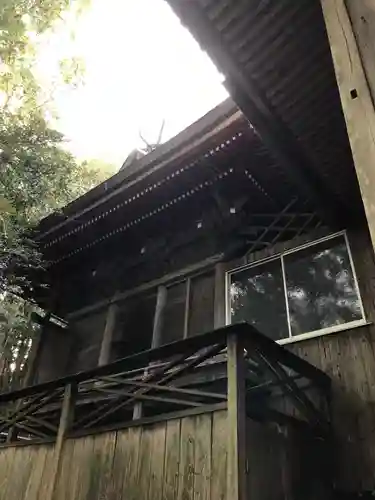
[0,197,16,215]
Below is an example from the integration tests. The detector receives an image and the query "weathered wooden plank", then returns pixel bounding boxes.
[36,446,55,500]
[227,334,246,500]
[320,0,375,251]
[45,383,77,500]
[122,426,142,500]
[53,438,75,500]
[91,432,117,500]
[110,429,131,500]
[346,0,375,109]
[23,446,49,500]
[177,416,196,500]
[75,436,97,500]
[0,446,16,500]
[148,422,167,500]
[210,411,227,500]
[193,414,212,500]
[7,447,32,500]
[136,426,153,500]
[162,418,181,500]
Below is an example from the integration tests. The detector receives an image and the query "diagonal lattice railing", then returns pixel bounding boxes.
[0,322,331,445]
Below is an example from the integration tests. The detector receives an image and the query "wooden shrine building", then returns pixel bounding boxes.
[1,1,375,499]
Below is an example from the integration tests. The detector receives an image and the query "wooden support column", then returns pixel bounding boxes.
[214,262,226,329]
[22,321,46,388]
[151,285,167,348]
[46,383,77,500]
[133,285,167,420]
[98,303,118,366]
[321,0,375,252]
[226,333,247,500]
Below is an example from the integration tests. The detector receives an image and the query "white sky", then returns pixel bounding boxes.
[37,0,228,168]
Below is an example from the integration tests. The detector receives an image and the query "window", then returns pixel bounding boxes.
[159,272,215,345]
[227,233,365,343]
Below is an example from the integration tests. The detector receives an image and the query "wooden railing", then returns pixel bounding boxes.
[0,322,331,446]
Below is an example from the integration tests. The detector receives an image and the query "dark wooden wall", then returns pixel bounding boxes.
[291,226,375,492]
[35,324,73,384]
[234,223,375,492]
[34,217,375,492]
[0,410,319,500]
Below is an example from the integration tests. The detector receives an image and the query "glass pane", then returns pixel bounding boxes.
[229,259,289,340]
[188,272,214,337]
[284,235,363,336]
[112,294,156,360]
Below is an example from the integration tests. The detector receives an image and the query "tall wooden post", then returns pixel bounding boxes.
[320,0,375,252]
[214,263,226,328]
[151,285,167,348]
[46,383,77,500]
[226,333,247,500]
[98,303,118,366]
[133,285,167,420]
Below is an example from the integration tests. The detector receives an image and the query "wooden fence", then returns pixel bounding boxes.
[0,323,331,500]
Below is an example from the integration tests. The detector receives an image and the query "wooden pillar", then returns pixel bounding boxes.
[226,333,247,500]
[133,285,167,420]
[22,325,44,388]
[46,383,77,500]
[214,262,226,329]
[321,0,375,252]
[151,285,167,348]
[98,303,118,366]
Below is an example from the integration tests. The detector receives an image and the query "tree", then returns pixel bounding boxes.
[0,0,115,390]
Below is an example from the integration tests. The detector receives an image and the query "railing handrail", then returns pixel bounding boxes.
[0,322,330,404]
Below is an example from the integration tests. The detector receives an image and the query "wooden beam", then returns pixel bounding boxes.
[77,342,224,430]
[98,303,118,366]
[67,253,223,321]
[45,383,77,500]
[98,376,226,401]
[226,333,247,500]
[168,0,345,226]
[320,0,375,252]
[38,99,241,243]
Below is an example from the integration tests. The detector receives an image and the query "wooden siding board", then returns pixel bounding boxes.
[8,446,32,500]
[163,418,182,500]
[210,411,227,500]
[193,414,212,500]
[91,432,117,500]
[177,416,196,500]
[136,426,153,500]
[54,439,75,500]
[0,413,219,500]
[24,446,49,500]
[0,446,15,500]
[110,429,130,500]
[148,422,167,500]
[123,426,142,500]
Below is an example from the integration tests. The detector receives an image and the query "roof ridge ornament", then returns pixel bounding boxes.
[120,119,165,171]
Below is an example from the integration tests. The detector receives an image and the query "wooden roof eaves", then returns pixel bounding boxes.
[166,0,349,228]
[37,98,241,242]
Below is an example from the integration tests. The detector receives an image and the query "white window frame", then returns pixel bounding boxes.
[225,231,367,345]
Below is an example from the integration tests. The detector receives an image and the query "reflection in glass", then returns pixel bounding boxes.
[230,259,289,341]
[284,236,362,336]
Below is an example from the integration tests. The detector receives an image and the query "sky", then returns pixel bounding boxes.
[36,0,228,168]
